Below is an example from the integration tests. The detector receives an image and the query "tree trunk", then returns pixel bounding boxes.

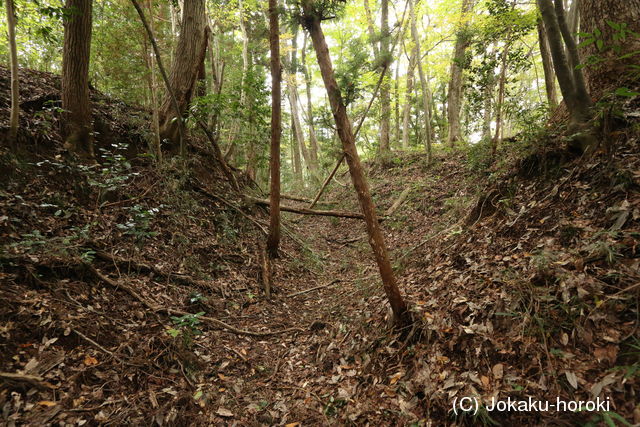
[578,0,640,95]
[537,0,591,123]
[158,0,207,156]
[393,59,401,148]
[62,0,94,160]
[379,0,392,159]
[363,0,380,59]
[446,0,474,147]
[143,0,161,161]
[537,18,558,110]
[554,0,591,108]
[567,0,579,37]
[491,44,509,157]
[5,0,19,151]
[266,0,282,259]
[401,46,417,150]
[301,1,410,326]
[288,28,316,179]
[288,86,311,174]
[409,0,432,163]
[302,33,320,172]
[482,73,494,140]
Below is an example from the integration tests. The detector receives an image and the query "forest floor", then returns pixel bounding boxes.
[1,67,640,425]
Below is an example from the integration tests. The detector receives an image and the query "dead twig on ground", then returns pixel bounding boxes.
[286,279,341,298]
[72,328,115,357]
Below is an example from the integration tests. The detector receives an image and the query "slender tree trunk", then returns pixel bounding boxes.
[491,44,509,157]
[224,4,251,163]
[568,0,579,36]
[446,0,474,147]
[409,0,432,163]
[158,0,207,156]
[267,0,282,258]
[401,46,417,150]
[131,0,186,164]
[288,86,312,173]
[554,0,590,108]
[288,26,316,179]
[482,69,494,140]
[537,18,558,110]
[291,125,303,183]
[379,0,392,159]
[206,11,225,135]
[302,33,320,171]
[62,0,94,160]
[579,0,640,94]
[5,0,19,151]
[537,0,590,123]
[363,0,380,59]
[393,59,401,148]
[143,0,162,161]
[302,1,410,326]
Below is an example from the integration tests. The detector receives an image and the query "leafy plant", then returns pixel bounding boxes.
[167,312,206,347]
[116,204,161,240]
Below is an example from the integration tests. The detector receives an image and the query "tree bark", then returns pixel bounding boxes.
[578,0,640,95]
[301,0,410,326]
[267,0,282,259]
[158,0,208,156]
[62,0,94,160]
[446,0,474,147]
[5,0,19,151]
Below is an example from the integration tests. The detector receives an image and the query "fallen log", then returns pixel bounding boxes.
[385,186,412,216]
[246,196,376,220]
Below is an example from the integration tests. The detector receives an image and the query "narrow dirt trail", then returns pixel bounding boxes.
[212,209,394,424]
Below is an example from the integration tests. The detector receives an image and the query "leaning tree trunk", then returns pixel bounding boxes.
[578,0,640,96]
[62,0,94,160]
[537,18,558,110]
[266,0,282,259]
[5,0,19,151]
[301,0,410,327]
[158,0,207,156]
[446,0,474,147]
